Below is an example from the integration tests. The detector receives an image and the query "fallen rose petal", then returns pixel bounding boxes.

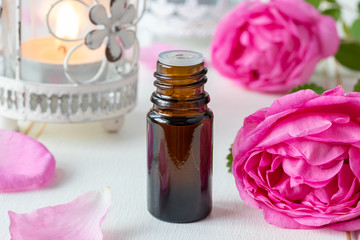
[0,130,55,192]
[9,189,111,240]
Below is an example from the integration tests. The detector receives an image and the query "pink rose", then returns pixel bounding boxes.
[211,0,339,93]
[233,86,360,230]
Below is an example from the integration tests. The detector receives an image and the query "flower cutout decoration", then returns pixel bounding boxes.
[85,0,137,62]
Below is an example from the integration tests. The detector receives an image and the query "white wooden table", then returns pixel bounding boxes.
[0,64,354,240]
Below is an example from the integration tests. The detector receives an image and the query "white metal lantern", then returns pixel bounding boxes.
[140,0,239,38]
[0,0,145,132]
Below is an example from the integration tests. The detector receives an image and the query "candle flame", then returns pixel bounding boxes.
[55,2,80,39]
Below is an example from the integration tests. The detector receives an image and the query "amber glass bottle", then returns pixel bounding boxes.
[147,50,213,223]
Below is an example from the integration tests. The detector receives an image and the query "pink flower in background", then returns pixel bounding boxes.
[0,130,55,192]
[9,189,111,240]
[211,0,339,93]
[140,43,185,70]
[140,43,208,70]
[233,86,360,230]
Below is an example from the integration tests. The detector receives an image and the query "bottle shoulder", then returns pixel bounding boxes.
[147,109,213,126]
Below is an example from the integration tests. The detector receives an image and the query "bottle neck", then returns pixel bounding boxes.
[151,61,210,117]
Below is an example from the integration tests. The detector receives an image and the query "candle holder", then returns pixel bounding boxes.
[0,0,145,132]
[140,0,239,39]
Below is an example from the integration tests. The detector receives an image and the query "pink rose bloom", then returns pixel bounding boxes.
[233,86,360,230]
[211,0,339,93]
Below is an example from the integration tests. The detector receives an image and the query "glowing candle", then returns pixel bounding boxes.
[21,2,104,84]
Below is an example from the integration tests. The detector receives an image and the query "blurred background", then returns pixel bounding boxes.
[137,0,358,60]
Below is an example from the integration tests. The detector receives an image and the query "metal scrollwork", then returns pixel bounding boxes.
[46,0,145,85]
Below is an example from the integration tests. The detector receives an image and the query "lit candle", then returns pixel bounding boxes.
[21,2,104,84]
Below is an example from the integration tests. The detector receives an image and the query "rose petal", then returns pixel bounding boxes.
[0,130,55,192]
[294,214,333,227]
[259,112,347,147]
[282,157,343,183]
[306,121,360,143]
[349,147,360,179]
[234,108,298,166]
[232,108,268,160]
[346,91,360,98]
[289,140,348,166]
[329,217,360,231]
[265,143,303,159]
[315,16,340,57]
[266,89,318,117]
[235,176,261,209]
[272,177,312,201]
[244,151,269,187]
[331,164,358,203]
[303,93,360,112]
[9,189,111,240]
[271,0,320,23]
[211,1,259,79]
[262,205,316,229]
[89,4,110,26]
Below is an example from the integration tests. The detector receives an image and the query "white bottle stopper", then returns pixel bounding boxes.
[159,50,203,66]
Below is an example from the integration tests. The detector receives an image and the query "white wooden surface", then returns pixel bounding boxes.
[0,65,353,240]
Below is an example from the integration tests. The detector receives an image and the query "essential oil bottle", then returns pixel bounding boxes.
[147,50,213,223]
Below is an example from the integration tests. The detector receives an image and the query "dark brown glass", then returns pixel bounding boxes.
[147,59,213,223]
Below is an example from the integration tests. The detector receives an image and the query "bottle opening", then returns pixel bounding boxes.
[159,50,203,67]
